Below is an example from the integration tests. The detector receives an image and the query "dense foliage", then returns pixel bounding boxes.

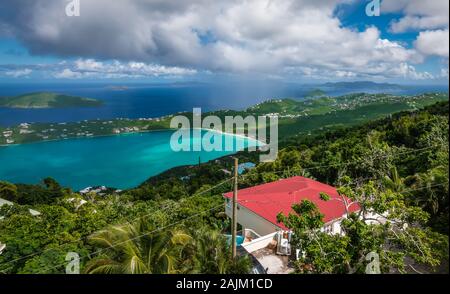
[0,179,249,273]
[0,100,448,274]
[277,178,448,273]
[243,101,449,235]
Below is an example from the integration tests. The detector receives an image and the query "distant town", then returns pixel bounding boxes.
[1,92,446,146]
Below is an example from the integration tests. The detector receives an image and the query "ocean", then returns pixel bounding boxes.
[0,130,260,190]
[0,81,447,189]
[0,82,447,126]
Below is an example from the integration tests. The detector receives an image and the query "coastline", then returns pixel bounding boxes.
[0,128,174,147]
[195,127,267,147]
[0,127,266,190]
[0,127,267,148]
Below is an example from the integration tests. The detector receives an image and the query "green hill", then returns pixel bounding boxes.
[0,92,103,108]
[247,93,448,118]
[305,89,327,97]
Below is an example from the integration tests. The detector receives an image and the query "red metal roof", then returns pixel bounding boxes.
[223,176,360,230]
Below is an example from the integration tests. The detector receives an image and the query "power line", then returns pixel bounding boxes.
[0,143,446,271]
[238,143,445,178]
[4,181,446,274]
[233,183,448,206]
[39,203,225,274]
[0,177,233,268]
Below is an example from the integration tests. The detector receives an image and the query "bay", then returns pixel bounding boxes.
[1,82,447,126]
[0,130,260,190]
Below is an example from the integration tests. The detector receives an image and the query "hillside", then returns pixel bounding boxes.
[247,92,447,117]
[0,92,103,109]
[0,101,448,274]
[218,92,448,137]
[1,92,447,145]
[139,100,450,234]
[321,81,406,90]
[304,89,327,97]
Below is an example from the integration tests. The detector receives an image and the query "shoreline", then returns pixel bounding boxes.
[0,127,267,148]
[0,127,266,191]
[0,128,174,147]
[195,127,267,147]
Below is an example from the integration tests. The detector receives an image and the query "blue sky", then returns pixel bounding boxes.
[337,2,416,44]
[0,0,448,84]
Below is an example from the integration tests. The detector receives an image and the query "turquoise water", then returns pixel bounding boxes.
[0,130,259,190]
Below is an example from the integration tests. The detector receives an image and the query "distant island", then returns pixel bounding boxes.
[321,81,406,90]
[0,92,447,146]
[106,85,129,91]
[0,92,103,109]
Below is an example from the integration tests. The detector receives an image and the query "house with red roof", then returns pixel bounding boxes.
[223,176,360,240]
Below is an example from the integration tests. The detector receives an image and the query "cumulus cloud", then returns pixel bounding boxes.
[390,63,434,80]
[384,0,449,33]
[53,59,197,79]
[53,68,84,79]
[414,29,449,58]
[5,68,32,78]
[0,0,439,79]
[1,59,197,79]
[383,0,449,63]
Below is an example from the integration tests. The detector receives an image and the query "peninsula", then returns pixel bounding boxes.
[0,92,447,146]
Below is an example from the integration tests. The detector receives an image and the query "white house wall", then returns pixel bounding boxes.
[225,200,281,237]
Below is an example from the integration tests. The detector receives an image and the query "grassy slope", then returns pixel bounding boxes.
[243,93,448,137]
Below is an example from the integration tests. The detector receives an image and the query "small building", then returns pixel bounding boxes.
[19,129,34,134]
[223,176,360,273]
[0,198,41,218]
[2,130,13,137]
[221,169,232,175]
[238,162,256,175]
[79,187,93,194]
[0,241,5,255]
[223,176,359,238]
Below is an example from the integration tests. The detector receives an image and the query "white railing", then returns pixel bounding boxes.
[242,232,278,253]
[244,228,261,240]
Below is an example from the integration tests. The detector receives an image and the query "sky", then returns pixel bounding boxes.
[0,0,448,84]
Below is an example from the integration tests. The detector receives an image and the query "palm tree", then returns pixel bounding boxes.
[83,219,191,274]
[181,227,251,274]
[183,228,229,273]
[382,166,407,193]
[410,167,448,216]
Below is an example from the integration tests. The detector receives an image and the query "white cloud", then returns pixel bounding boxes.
[5,68,32,78]
[391,63,434,80]
[382,0,448,63]
[53,59,196,79]
[390,15,449,33]
[414,29,449,58]
[0,0,442,80]
[54,68,84,79]
[75,59,103,71]
[384,0,449,32]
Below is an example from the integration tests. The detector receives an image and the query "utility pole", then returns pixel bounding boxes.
[231,157,238,259]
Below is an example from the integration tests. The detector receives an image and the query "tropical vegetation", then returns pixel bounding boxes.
[0,98,448,274]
